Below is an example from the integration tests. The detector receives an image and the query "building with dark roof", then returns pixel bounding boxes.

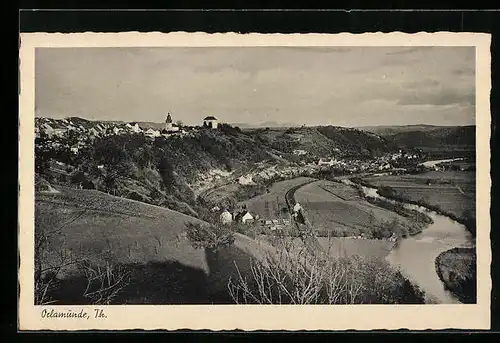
[203,116,218,129]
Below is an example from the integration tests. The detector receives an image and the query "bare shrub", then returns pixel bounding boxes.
[34,206,85,304]
[80,260,132,305]
[227,235,361,304]
[35,205,131,305]
[228,234,425,305]
[185,221,235,251]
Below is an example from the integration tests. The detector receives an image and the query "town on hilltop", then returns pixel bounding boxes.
[36,112,220,140]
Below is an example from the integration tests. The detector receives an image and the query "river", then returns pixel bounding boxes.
[419,158,464,168]
[344,176,473,304]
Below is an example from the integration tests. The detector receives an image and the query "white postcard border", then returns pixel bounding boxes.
[19,32,492,331]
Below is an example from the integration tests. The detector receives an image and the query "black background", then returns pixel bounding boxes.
[10,3,500,341]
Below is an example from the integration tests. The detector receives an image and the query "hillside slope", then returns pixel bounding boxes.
[249,125,391,159]
[36,118,401,217]
[36,185,275,304]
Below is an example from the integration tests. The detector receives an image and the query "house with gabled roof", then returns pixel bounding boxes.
[203,116,218,129]
[126,122,142,133]
[145,128,161,138]
[234,210,254,224]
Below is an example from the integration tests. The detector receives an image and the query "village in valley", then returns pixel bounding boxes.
[35,111,432,240]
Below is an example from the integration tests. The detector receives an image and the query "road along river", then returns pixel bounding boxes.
[343,178,474,304]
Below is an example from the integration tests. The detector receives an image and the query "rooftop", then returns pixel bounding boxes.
[204,116,217,120]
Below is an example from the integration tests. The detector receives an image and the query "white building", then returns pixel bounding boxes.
[203,116,218,129]
[293,203,302,213]
[293,149,307,156]
[89,127,100,137]
[237,175,254,185]
[164,113,180,132]
[220,210,233,225]
[234,210,254,224]
[145,128,161,138]
[126,122,142,133]
[318,158,336,166]
[240,212,254,224]
[42,123,66,138]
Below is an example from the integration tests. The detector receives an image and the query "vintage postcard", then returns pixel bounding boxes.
[19,32,491,331]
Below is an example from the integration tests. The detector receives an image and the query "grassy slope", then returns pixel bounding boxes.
[36,186,274,304]
[316,237,393,259]
[249,126,390,159]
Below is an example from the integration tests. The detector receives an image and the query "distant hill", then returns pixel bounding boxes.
[358,125,475,149]
[357,124,451,137]
[232,121,298,129]
[387,126,475,148]
[249,125,391,159]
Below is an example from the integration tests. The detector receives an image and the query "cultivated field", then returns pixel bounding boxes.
[294,180,422,238]
[240,176,315,221]
[362,171,476,222]
[35,186,275,304]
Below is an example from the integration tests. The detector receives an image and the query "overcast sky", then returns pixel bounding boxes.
[35,46,475,127]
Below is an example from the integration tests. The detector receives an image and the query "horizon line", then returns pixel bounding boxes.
[35,115,475,128]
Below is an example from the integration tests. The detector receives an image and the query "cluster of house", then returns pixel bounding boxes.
[120,114,220,139]
[293,149,308,156]
[36,114,220,142]
[218,206,256,225]
[217,202,303,234]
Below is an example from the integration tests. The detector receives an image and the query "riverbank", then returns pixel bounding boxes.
[351,173,476,237]
[348,174,473,303]
[435,247,477,304]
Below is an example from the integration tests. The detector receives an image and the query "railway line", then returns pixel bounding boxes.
[284,179,324,255]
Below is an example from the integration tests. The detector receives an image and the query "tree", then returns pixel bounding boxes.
[103,172,118,195]
[185,222,235,251]
[158,156,175,189]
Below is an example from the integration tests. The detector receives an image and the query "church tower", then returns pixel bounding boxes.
[165,112,173,131]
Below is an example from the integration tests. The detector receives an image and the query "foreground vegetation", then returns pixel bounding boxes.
[184,216,426,304]
[227,233,425,304]
[435,247,477,304]
[35,182,427,305]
